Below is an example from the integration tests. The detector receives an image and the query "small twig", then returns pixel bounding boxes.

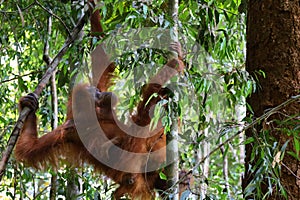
[0,2,35,14]
[34,11,89,95]
[281,162,300,181]
[1,1,70,36]
[0,71,42,85]
[35,0,71,36]
[16,5,25,27]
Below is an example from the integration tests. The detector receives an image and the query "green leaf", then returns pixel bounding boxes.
[142,4,148,16]
[287,151,299,160]
[118,5,124,15]
[258,69,266,78]
[18,77,27,91]
[280,140,290,153]
[244,137,255,145]
[0,115,6,123]
[159,171,167,180]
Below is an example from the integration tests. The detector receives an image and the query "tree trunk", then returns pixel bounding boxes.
[243,0,300,199]
[165,0,179,199]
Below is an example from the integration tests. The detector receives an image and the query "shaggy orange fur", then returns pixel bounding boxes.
[15,1,185,199]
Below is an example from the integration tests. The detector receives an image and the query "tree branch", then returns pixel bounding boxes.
[0,71,42,85]
[35,0,71,36]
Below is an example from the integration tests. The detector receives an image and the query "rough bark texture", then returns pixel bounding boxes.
[244,0,300,199]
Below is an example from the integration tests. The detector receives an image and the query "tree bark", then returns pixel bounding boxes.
[243,0,300,199]
[49,72,58,200]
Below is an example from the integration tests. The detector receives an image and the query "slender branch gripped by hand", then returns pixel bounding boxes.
[0,10,90,182]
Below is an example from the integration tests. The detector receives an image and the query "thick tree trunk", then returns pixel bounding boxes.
[243,0,300,199]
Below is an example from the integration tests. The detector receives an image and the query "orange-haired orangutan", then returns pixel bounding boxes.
[15,1,185,199]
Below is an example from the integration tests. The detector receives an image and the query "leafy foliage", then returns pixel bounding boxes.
[0,0,252,199]
[244,115,300,199]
